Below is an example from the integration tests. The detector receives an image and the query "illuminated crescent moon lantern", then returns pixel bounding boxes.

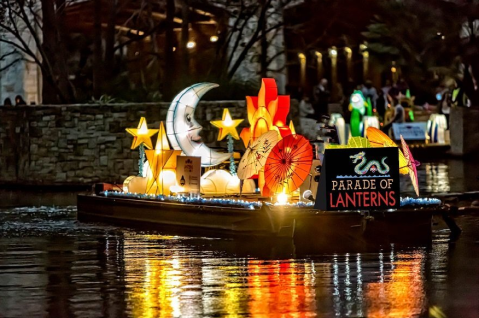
[166,83,231,167]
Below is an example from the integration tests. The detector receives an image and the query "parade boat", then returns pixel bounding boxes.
[77,79,457,248]
[77,188,446,248]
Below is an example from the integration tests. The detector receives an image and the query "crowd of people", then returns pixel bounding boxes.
[297,77,470,135]
[2,96,27,106]
[298,78,409,134]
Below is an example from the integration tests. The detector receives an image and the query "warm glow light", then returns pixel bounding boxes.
[160,170,176,183]
[224,117,233,127]
[315,51,322,58]
[344,47,352,56]
[210,35,218,42]
[360,43,368,51]
[210,108,244,141]
[138,124,148,135]
[200,169,244,195]
[329,48,337,57]
[186,41,196,49]
[126,117,158,149]
[144,122,181,195]
[298,52,306,60]
[239,78,292,148]
[391,67,397,73]
[276,192,288,205]
[169,185,185,194]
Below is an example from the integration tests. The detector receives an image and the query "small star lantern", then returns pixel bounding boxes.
[126,117,158,149]
[210,108,244,141]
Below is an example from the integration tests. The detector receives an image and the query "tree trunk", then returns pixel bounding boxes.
[93,0,103,99]
[41,0,60,103]
[180,0,190,81]
[55,0,75,102]
[164,0,176,99]
[259,1,268,78]
[104,0,117,87]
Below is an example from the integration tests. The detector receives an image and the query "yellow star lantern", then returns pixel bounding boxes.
[145,122,181,195]
[126,117,158,149]
[210,108,244,141]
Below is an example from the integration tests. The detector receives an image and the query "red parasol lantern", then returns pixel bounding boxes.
[264,134,313,194]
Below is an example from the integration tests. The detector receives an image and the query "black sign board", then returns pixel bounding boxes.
[314,147,400,211]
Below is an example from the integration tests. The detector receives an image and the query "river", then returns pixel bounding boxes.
[0,158,478,318]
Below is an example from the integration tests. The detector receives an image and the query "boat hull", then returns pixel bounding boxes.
[77,195,436,251]
[77,195,295,237]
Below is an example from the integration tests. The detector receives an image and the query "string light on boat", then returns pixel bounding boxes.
[103,191,263,209]
[400,197,441,207]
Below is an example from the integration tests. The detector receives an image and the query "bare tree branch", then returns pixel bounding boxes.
[0,57,22,72]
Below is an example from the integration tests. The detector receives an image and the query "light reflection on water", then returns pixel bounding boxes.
[400,158,478,195]
[0,157,478,318]
[2,206,477,318]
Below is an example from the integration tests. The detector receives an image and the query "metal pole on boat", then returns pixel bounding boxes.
[138,144,145,177]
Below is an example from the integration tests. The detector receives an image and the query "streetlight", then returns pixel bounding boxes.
[329,47,338,99]
[345,47,352,78]
[298,53,306,88]
[210,35,218,42]
[187,41,196,49]
[315,51,323,79]
[329,47,337,57]
[360,42,369,78]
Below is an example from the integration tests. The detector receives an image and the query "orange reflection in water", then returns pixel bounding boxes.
[247,260,317,318]
[365,252,426,318]
[124,234,197,318]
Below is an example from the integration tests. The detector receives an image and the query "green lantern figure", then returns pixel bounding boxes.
[349,90,368,137]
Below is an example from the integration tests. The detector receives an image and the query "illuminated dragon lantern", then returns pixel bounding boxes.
[240,78,292,148]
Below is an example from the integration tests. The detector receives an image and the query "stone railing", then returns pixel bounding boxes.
[0,101,299,186]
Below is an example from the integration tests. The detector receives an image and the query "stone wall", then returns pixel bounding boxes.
[450,107,479,156]
[0,101,299,186]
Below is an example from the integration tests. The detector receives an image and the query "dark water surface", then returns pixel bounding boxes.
[0,159,478,318]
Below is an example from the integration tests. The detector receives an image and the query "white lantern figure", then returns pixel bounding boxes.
[166,83,231,167]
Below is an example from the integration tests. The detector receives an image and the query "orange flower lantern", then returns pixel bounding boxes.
[240,78,292,148]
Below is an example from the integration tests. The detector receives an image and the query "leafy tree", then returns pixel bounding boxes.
[363,0,479,105]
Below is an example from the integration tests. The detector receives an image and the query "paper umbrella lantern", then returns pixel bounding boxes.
[237,130,281,180]
[366,127,409,175]
[263,134,313,195]
[400,135,420,197]
[166,83,231,167]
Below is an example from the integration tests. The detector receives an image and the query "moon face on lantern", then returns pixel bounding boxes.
[166,83,231,167]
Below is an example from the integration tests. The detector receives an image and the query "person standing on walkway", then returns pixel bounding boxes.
[313,78,330,121]
[15,95,26,106]
[361,80,378,112]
